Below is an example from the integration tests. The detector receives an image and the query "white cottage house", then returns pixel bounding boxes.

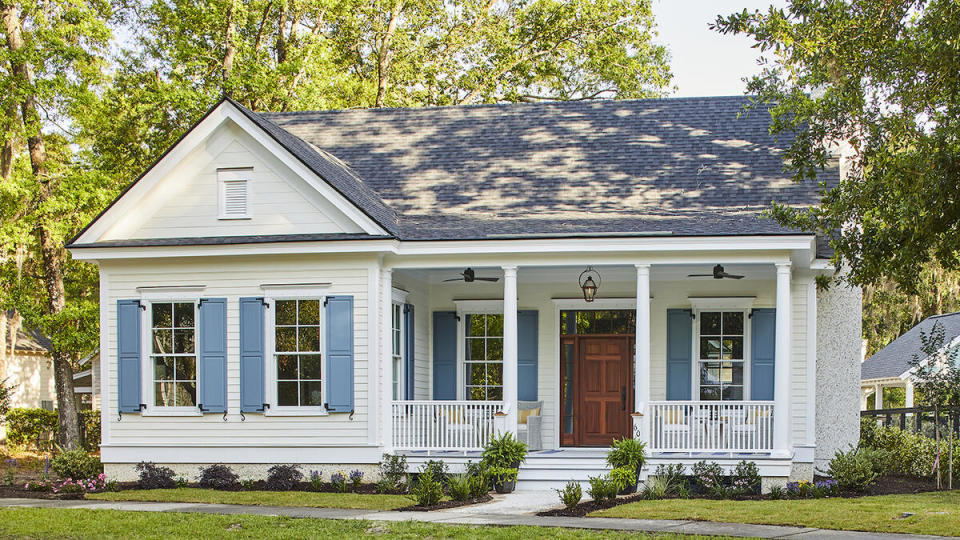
[68,96,861,488]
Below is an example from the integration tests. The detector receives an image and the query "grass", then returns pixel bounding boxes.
[593,490,960,536]
[0,507,748,539]
[88,487,413,511]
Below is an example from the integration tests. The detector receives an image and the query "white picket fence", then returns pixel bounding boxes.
[391,400,503,451]
[648,401,775,453]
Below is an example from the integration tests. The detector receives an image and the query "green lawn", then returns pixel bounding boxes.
[88,487,412,511]
[593,491,960,536]
[0,508,746,539]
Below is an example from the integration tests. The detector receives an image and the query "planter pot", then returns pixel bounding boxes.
[493,477,516,494]
[618,481,637,495]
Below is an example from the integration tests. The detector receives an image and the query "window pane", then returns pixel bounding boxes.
[174,303,194,328]
[722,312,743,335]
[298,300,320,325]
[277,382,298,406]
[723,385,743,401]
[275,327,296,352]
[700,338,720,359]
[299,355,322,380]
[152,329,172,354]
[730,337,743,360]
[577,311,594,334]
[152,303,172,328]
[487,386,503,401]
[174,329,194,354]
[486,315,503,336]
[700,362,720,385]
[300,381,323,406]
[467,338,484,361]
[298,326,320,352]
[700,386,721,401]
[467,314,484,337]
[175,357,196,380]
[277,355,298,379]
[154,357,175,380]
[486,338,503,361]
[467,363,486,386]
[487,363,503,386]
[700,312,721,335]
[467,386,485,400]
[155,382,175,407]
[175,382,196,407]
[275,300,296,325]
[730,362,743,385]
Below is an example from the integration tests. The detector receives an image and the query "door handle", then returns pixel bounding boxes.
[621,386,627,411]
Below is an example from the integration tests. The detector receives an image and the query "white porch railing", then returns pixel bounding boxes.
[391,400,503,451]
[649,401,775,453]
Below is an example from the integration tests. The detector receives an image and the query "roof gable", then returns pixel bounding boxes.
[862,312,960,380]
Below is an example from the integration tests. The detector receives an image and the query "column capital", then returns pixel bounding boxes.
[775,262,792,273]
[501,265,518,276]
[635,263,651,273]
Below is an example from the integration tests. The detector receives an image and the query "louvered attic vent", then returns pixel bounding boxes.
[218,169,251,219]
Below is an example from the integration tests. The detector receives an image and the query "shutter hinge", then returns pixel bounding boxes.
[455,314,461,321]
[222,410,228,422]
[137,301,146,311]
[260,298,269,307]
[403,304,411,314]
[139,403,147,412]
[323,297,329,307]
[686,309,695,319]
[198,403,209,412]
[748,308,755,319]
[198,298,209,306]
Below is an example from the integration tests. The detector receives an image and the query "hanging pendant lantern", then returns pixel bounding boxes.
[579,267,601,302]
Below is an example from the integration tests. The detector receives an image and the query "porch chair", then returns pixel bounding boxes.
[659,407,692,449]
[516,400,543,451]
[726,407,771,449]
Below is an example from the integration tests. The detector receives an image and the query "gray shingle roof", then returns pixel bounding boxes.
[861,312,960,380]
[260,96,835,249]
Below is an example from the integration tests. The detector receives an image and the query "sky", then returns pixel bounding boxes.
[651,0,788,98]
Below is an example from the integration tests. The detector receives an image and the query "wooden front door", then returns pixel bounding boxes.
[576,336,632,446]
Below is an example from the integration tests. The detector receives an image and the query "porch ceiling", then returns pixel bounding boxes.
[397,263,780,285]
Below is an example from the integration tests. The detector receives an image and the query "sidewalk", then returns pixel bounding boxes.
[0,495,951,540]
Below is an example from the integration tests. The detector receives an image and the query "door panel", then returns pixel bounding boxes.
[576,337,632,446]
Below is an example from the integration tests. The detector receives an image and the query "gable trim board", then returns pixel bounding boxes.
[72,99,389,247]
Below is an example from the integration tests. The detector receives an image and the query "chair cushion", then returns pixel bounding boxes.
[518,406,541,425]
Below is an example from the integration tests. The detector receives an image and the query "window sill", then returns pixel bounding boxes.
[264,408,329,417]
[217,216,251,221]
[141,408,203,417]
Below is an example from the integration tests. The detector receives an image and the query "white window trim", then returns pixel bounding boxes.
[217,168,252,220]
[140,298,202,416]
[263,294,328,416]
[454,301,508,401]
[391,302,405,401]
[688,296,756,311]
[691,307,752,402]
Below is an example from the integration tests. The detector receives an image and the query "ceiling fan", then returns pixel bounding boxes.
[688,264,744,280]
[443,268,500,283]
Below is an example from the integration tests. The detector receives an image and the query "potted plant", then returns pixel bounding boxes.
[482,432,528,470]
[488,466,519,493]
[606,437,646,494]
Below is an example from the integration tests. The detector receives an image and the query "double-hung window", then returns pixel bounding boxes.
[150,302,197,407]
[464,313,504,401]
[391,302,403,400]
[697,310,745,401]
[274,299,323,408]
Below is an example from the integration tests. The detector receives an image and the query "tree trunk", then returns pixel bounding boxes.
[222,0,236,88]
[2,0,80,450]
[374,0,402,108]
[0,100,15,179]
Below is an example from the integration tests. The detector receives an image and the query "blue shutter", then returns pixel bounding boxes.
[198,298,227,413]
[239,297,265,413]
[432,311,457,400]
[751,308,777,400]
[325,296,354,412]
[518,310,539,400]
[403,303,415,400]
[666,309,693,400]
[117,299,143,413]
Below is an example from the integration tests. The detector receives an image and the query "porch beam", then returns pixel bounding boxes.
[634,264,651,443]
[381,266,394,450]
[502,265,519,436]
[774,262,792,455]
[385,253,794,270]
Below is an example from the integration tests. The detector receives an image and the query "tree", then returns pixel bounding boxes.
[713,0,960,294]
[0,0,114,449]
[85,0,673,177]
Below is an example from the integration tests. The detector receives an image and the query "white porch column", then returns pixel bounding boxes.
[905,380,915,408]
[380,266,393,450]
[774,262,792,455]
[874,384,883,410]
[634,264,651,443]
[502,266,519,435]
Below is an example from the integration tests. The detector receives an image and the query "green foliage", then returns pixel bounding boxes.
[446,474,471,501]
[377,454,407,493]
[650,463,687,496]
[464,461,490,498]
[408,469,443,507]
[586,474,617,502]
[487,466,518,482]
[608,466,636,493]
[481,432,528,468]
[605,437,646,470]
[79,410,101,450]
[714,1,960,293]
[555,481,583,509]
[0,379,12,421]
[909,321,960,411]
[826,446,879,492]
[768,485,784,500]
[691,460,725,496]
[5,409,57,449]
[50,449,101,481]
[641,474,672,500]
[417,460,448,487]
[861,424,960,480]
[731,461,761,496]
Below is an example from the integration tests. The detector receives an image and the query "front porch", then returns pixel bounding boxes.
[377,255,810,471]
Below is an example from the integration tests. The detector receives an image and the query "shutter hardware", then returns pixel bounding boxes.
[119,403,147,421]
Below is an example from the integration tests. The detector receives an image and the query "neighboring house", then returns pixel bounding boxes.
[861,312,960,410]
[67,96,862,488]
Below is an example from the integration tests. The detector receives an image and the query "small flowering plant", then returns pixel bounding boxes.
[331,471,348,493]
[784,479,838,499]
[25,474,108,495]
[812,478,839,498]
[349,469,364,490]
[309,470,324,491]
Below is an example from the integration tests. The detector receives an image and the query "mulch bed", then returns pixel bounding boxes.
[0,485,83,500]
[537,475,945,518]
[398,493,493,512]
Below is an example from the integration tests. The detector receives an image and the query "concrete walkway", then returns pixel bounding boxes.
[0,496,951,540]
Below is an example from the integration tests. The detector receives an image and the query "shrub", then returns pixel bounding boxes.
[51,449,101,481]
[587,474,617,502]
[447,474,472,501]
[731,461,761,496]
[5,408,57,449]
[241,479,256,491]
[651,463,686,496]
[136,462,176,490]
[349,469,364,489]
[467,470,489,498]
[691,460,725,495]
[642,474,672,500]
[419,459,448,486]
[331,471,348,493]
[176,477,189,488]
[0,378,12,421]
[556,481,583,509]
[308,470,323,491]
[481,432,528,469]
[408,469,443,507]
[198,464,239,490]
[857,446,893,478]
[609,466,637,493]
[266,464,303,491]
[826,446,878,492]
[768,485,784,500]
[606,437,646,471]
[377,454,407,492]
[79,410,101,450]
